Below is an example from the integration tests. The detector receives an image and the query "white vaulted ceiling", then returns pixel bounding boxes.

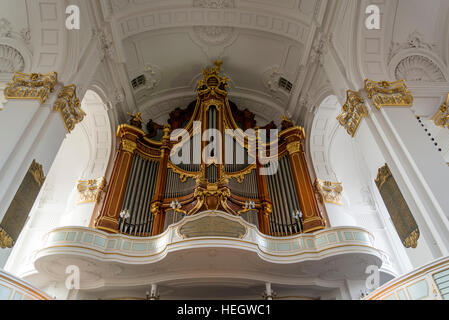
[100,0,327,125]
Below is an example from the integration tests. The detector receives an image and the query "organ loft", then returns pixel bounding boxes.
[95,61,327,237]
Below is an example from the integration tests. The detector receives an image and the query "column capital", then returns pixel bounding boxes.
[286,141,301,155]
[53,84,86,133]
[364,79,413,110]
[4,72,58,103]
[121,139,137,153]
[337,90,368,137]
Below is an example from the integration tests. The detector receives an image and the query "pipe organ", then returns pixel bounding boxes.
[94,61,326,237]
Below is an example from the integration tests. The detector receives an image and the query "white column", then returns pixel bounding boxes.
[361,85,449,259]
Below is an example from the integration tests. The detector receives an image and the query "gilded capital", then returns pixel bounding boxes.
[4,72,58,103]
[337,90,368,137]
[364,79,413,110]
[286,141,301,154]
[77,177,106,204]
[53,84,86,133]
[431,93,449,129]
[314,178,343,205]
[121,139,137,153]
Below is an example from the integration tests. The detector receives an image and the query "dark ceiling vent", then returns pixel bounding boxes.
[131,74,146,89]
[278,77,293,93]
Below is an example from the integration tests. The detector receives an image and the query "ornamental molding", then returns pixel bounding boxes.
[193,0,235,9]
[364,79,413,110]
[93,28,116,62]
[394,55,446,83]
[77,177,106,204]
[336,90,368,137]
[388,31,435,64]
[314,178,343,205]
[4,72,58,103]
[118,8,311,45]
[0,18,12,38]
[431,93,449,129]
[53,84,86,133]
[0,44,25,73]
[309,33,331,65]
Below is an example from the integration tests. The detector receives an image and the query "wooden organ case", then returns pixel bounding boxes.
[94,61,326,237]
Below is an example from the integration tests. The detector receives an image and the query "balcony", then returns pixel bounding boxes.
[365,256,449,300]
[30,211,386,294]
[0,270,52,300]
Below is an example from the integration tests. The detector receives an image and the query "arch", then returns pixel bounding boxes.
[308,94,341,182]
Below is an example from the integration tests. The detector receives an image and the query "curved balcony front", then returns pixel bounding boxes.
[0,270,52,300]
[365,256,449,300]
[31,211,385,292]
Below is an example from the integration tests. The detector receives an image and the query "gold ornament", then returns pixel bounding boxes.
[53,84,86,133]
[0,227,14,248]
[431,93,449,129]
[337,90,368,137]
[77,177,106,204]
[364,79,413,110]
[29,159,45,187]
[4,72,58,103]
[314,178,343,205]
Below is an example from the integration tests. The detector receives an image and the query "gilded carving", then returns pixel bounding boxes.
[337,90,368,137]
[262,202,273,217]
[223,164,256,183]
[121,139,137,153]
[4,72,58,103]
[286,141,301,154]
[0,227,14,248]
[314,179,343,205]
[53,84,86,133]
[375,164,420,248]
[127,111,143,129]
[193,185,231,211]
[167,161,201,183]
[431,94,449,129]
[197,60,230,97]
[364,79,413,110]
[77,177,106,204]
[29,159,45,187]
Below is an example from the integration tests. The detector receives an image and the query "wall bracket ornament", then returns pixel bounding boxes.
[431,94,449,129]
[4,72,58,103]
[337,90,368,137]
[364,79,413,110]
[53,85,85,133]
[314,179,343,205]
[77,177,106,204]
